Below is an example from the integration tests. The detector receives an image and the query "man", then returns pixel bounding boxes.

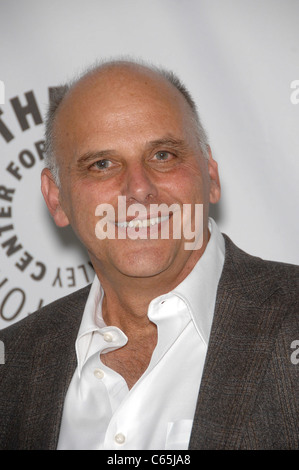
[0,59,298,450]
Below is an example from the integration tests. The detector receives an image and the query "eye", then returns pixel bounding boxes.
[152,151,174,162]
[93,159,113,170]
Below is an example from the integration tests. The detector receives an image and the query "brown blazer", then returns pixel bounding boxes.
[0,235,298,450]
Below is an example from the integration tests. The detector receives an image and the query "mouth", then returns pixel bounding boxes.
[115,214,170,229]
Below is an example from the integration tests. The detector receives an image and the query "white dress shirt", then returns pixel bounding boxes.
[57,218,225,450]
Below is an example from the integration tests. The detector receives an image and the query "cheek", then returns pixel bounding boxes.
[163,167,207,203]
[68,181,108,209]
[66,182,118,236]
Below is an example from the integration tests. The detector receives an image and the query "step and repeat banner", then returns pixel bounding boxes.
[0,0,298,328]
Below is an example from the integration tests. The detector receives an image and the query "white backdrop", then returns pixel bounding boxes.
[0,0,298,328]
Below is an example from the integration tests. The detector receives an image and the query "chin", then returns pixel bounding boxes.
[116,258,168,279]
[113,244,176,279]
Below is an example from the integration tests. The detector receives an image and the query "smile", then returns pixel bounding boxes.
[116,214,170,229]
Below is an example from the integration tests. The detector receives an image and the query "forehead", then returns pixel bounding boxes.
[54,65,197,152]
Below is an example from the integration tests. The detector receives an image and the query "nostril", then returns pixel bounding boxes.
[124,169,158,204]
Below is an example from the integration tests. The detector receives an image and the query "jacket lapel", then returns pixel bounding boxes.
[189,235,289,449]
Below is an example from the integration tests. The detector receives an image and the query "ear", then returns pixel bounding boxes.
[41,168,70,227]
[207,147,221,204]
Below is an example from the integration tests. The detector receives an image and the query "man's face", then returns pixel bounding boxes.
[42,65,220,285]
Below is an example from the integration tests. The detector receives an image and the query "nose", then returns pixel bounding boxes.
[122,163,158,204]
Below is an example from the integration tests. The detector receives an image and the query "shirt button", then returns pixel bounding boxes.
[93,368,104,379]
[115,433,126,444]
[103,332,114,342]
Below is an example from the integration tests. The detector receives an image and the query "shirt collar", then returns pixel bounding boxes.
[171,217,225,344]
[75,276,104,373]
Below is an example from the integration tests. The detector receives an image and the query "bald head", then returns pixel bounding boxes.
[44,59,209,184]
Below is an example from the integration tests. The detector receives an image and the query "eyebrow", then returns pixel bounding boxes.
[76,136,189,167]
[145,137,189,153]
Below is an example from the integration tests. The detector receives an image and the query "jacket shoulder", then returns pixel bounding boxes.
[0,284,91,343]
[222,234,299,306]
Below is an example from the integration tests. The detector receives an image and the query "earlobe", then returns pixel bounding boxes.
[41,168,70,227]
[207,148,221,204]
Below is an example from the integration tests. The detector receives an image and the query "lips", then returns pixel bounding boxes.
[116,214,170,229]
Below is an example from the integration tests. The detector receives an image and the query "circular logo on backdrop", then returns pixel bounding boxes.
[0,86,94,327]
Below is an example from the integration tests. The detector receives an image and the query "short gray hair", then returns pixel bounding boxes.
[44,59,210,185]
